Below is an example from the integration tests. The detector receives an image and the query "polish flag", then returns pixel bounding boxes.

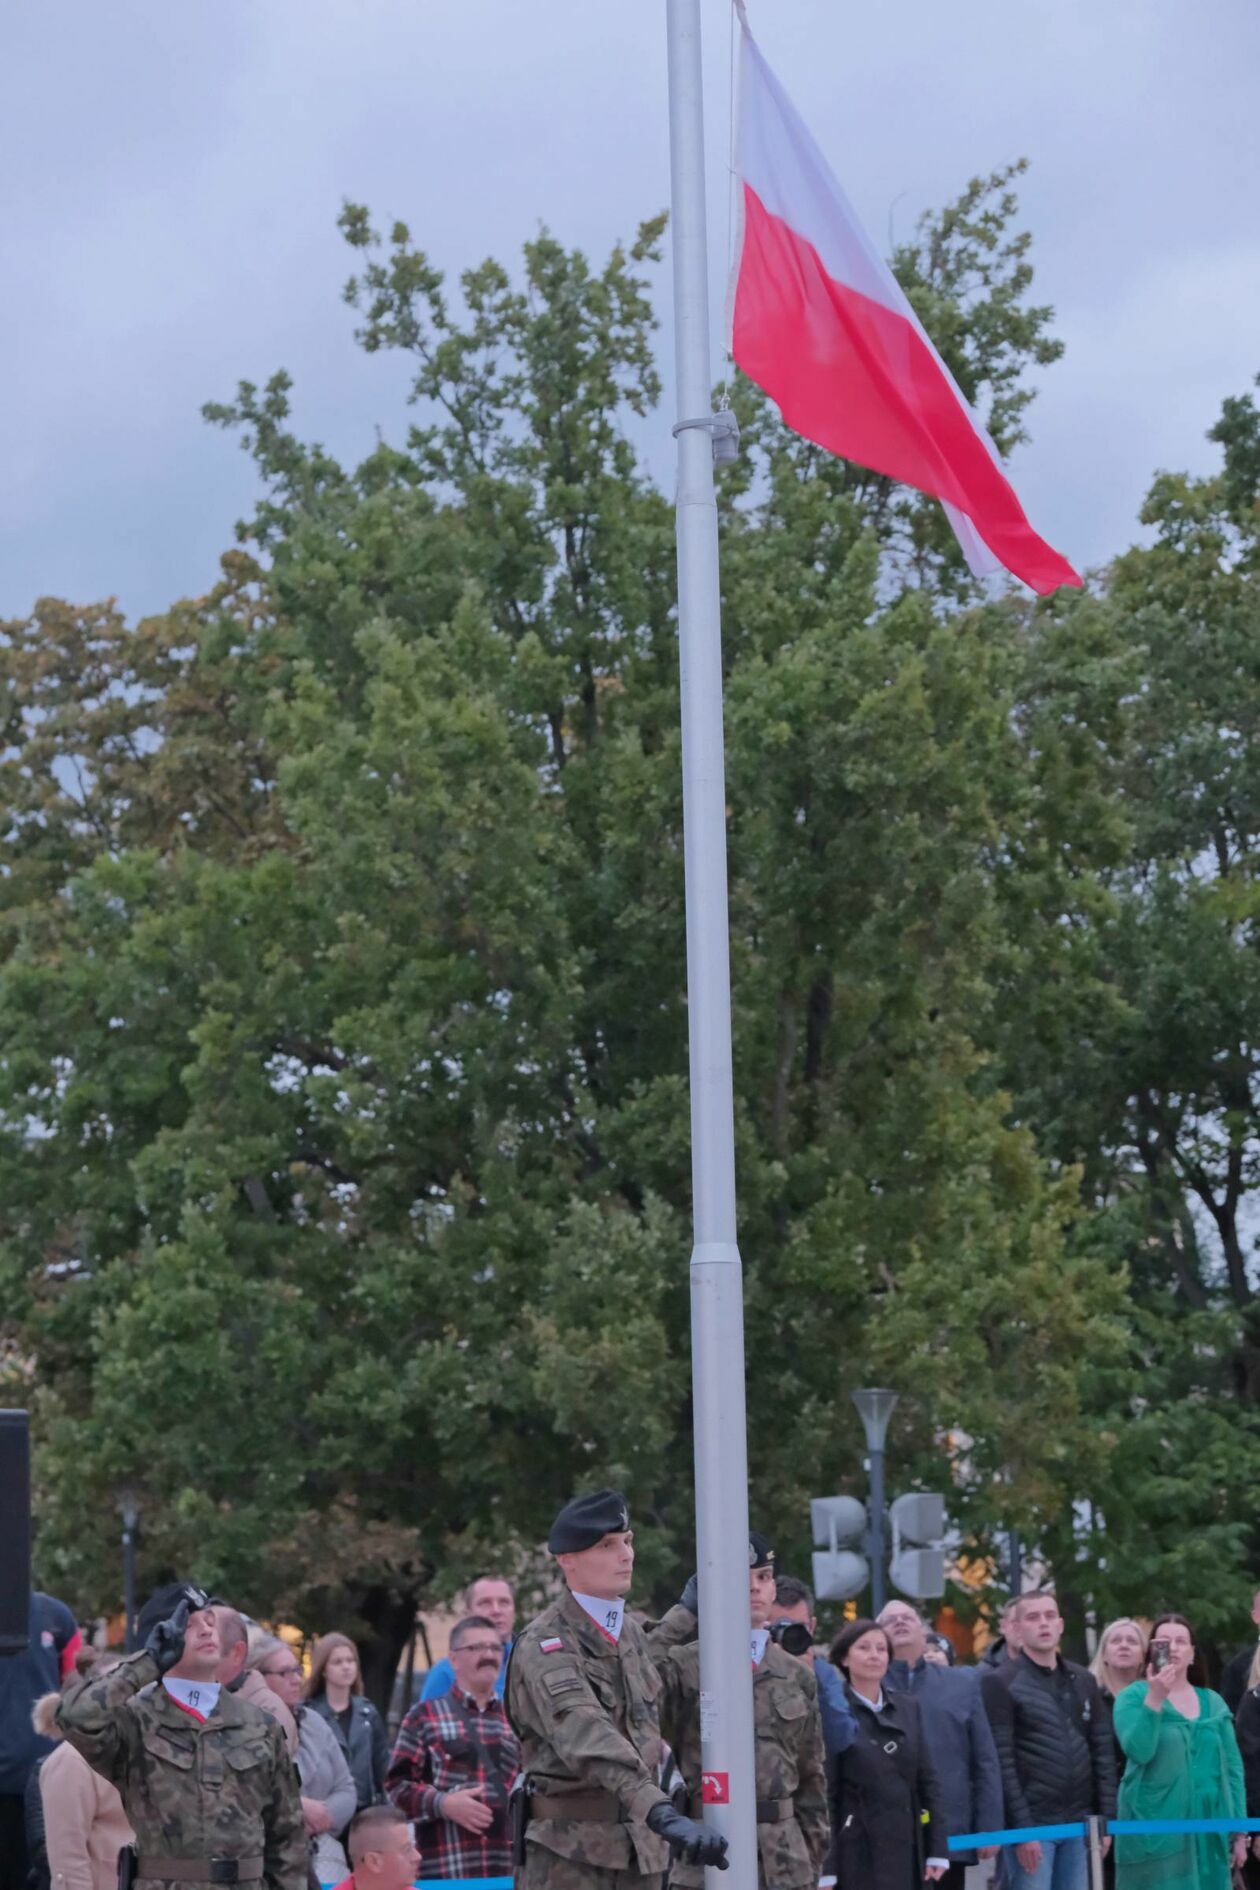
[730,12,1081,596]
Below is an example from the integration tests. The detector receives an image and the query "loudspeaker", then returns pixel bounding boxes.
[0,1410,31,1655]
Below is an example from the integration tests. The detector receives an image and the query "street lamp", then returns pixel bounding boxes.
[118,1491,140,1652]
[852,1389,899,1613]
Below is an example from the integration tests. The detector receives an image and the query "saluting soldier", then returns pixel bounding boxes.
[505,1489,728,1890]
[650,1533,829,1890]
[55,1585,307,1890]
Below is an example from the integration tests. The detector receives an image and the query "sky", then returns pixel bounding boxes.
[2,0,1257,623]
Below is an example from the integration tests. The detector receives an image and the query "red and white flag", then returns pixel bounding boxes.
[729,11,1081,596]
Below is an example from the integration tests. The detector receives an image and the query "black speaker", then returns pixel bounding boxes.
[0,1410,31,1655]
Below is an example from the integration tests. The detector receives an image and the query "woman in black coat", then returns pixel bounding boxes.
[828,1618,949,1890]
[1236,1677,1260,1889]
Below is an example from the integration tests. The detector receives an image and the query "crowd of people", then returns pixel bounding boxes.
[3,1560,1260,1890]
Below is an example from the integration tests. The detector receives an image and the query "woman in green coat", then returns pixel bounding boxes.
[1113,1613,1247,1890]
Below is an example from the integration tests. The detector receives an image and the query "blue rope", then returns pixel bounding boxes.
[948,1817,1260,1851]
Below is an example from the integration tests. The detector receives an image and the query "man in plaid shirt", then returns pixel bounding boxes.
[386,1614,521,1879]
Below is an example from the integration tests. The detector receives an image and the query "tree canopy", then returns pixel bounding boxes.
[3,170,1258,1688]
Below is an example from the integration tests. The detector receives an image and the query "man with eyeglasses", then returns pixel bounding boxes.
[385,1615,521,1880]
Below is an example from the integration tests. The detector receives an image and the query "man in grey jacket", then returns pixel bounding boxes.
[880,1601,1003,1890]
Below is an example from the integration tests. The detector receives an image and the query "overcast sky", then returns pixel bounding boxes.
[3,0,1257,622]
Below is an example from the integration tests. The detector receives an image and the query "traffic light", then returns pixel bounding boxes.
[889,1491,946,1599]
[809,1495,868,1601]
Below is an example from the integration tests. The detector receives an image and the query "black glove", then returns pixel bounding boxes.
[144,1596,192,1675]
[646,1801,729,1869]
[679,1572,699,1615]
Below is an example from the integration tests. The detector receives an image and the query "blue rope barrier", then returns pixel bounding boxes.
[947,1824,1086,1850]
[321,1879,513,1888]
[1110,1820,1260,1837]
[948,1817,1260,1852]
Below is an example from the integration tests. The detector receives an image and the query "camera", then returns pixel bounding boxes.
[1150,1640,1171,1672]
[768,1619,813,1657]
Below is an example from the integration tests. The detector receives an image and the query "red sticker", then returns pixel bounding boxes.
[701,1772,730,1804]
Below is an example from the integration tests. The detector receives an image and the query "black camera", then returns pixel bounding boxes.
[768,1619,813,1657]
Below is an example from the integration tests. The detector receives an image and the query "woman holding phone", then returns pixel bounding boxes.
[1112,1612,1245,1890]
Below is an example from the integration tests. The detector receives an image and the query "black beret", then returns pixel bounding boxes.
[749,1532,776,1569]
[548,1489,631,1554]
[135,1581,213,1644]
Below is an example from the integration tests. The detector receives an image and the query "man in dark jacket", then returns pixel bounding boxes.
[980,1590,1116,1890]
[980,1598,1022,1670]
[880,1601,1002,1890]
[1219,1586,1260,1713]
[0,1591,81,1890]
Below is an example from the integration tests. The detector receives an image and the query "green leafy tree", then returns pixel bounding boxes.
[0,168,1196,1687]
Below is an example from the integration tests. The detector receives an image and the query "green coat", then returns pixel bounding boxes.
[1113,1682,1245,1890]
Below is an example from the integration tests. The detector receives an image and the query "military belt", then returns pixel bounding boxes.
[531,1790,625,1822]
[136,1858,264,1883]
[689,1795,794,1824]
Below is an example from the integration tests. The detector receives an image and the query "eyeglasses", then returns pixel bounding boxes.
[453,1641,502,1657]
[264,1663,302,1678]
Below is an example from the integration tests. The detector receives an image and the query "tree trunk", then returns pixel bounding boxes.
[356,1584,419,1719]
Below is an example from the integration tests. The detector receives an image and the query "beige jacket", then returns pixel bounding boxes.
[39,1730,134,1890]
[235,1668,299,1758]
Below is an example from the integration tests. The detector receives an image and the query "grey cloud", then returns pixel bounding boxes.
[2,0,1256,618]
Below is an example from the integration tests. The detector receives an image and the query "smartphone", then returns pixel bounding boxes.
[1150,1640,1171,1672]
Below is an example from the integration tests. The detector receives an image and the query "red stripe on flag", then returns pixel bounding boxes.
[732,183,1080,597]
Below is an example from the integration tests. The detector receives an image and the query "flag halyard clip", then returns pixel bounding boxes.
[672,408,741,466]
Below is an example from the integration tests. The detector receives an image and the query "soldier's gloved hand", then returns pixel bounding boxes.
[144,1596,192,1675]
[646,1802,729,1869]
[679,1572,699,1615]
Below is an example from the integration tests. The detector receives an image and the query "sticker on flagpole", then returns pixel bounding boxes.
[702,1773,730,1805]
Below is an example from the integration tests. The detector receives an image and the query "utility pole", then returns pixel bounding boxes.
[853,1388,899,1614]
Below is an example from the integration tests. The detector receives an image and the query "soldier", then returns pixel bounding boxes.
[505,1489,728,1890]
[54,1585,306,1890]
[651,1533,829,1890]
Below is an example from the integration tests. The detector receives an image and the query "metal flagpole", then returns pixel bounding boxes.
[665,4,758,1887]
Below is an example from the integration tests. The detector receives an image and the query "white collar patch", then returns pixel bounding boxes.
[573,1594,625,1642]
[162,1676,221,1718]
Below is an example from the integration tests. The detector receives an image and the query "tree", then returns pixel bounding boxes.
[988,376,1260,1635]
[0,167,1183,1678]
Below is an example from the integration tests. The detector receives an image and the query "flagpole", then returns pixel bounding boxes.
[665,5,758,1888]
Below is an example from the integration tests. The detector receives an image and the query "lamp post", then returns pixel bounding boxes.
[852,1389,899,1614]
[119,1492,139,1652]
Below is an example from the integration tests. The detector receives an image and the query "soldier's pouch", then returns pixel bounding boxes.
[508,1781,531,1866]
[141,1731,194,1770]
[771,1688,808,1725]
[224,1742,271,1781]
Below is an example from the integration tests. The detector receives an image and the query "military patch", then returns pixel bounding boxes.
[539,1636,565,1652]
[541,1665,583,1696]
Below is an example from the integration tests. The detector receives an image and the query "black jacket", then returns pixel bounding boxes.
[1222,1646,1257,1716]
[981,1651,1117,1830]
[827,1684,947,1890]
[886,1658,1003,1865]
[306,1693,389,1815]
[1236,1686,1260,1815]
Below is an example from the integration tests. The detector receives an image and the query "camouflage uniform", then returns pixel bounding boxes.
[505,1588,671,1890]
[650,1606,829,1890]
[54,1650,307,1890]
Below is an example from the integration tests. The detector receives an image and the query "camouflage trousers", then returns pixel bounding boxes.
[519,1850,663,1890]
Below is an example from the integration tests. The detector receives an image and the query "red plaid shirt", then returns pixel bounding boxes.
[385,1688,521,1880]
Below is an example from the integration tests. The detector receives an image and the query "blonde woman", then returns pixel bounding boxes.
[1090,1620,1150,1707]
[304,1633,389,1814]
